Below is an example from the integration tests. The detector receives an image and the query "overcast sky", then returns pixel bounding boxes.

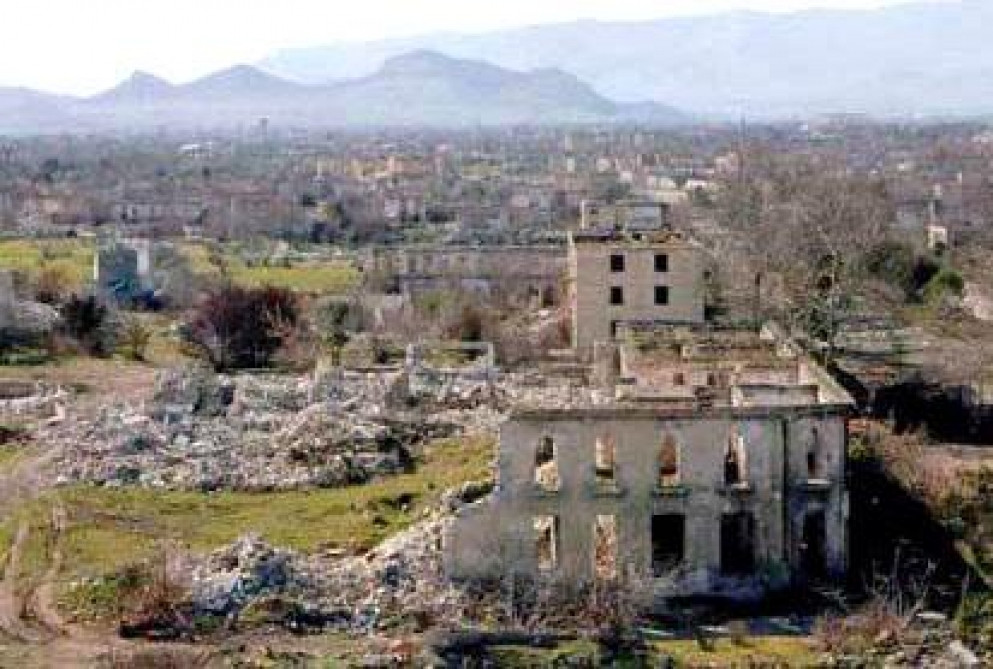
[1,0,938,95]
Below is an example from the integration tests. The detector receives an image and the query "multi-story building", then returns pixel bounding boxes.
[569,227,706,354]
[446,226,853,601]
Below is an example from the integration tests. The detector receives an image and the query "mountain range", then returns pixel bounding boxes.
[0,52,686,135]
[261,0,993,118]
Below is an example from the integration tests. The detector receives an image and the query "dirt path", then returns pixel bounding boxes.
[0,521,50,644]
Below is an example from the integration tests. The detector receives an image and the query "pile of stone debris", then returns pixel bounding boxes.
[190,513,464,634]
[43,365,482,491]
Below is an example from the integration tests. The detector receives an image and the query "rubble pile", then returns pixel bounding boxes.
[190,515,464,633]
[42,361,586,492]
[45,366,467,491]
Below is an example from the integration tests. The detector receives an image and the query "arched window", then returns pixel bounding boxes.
[535,436,559,491]
[595,434,616,483]
[659,434,680,486]
[725,428,748,486]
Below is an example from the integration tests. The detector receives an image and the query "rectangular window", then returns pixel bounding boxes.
[594,515,618,580]
[535,515,559,571]
[720,512,756,575]
[535,436,559,492]
[651,514,685,576]
[610,286,624,306]
[595,435,616,484]
[654,286,669,305]
[655,254,669,272]
[610,254,625,273]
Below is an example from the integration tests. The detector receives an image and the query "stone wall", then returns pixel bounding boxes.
[446,408,848,596]
[569,236,706,354]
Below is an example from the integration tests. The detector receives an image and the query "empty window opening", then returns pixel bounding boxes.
[610,286,624,305]
[706,372,718,387]
[655,254,669,272]
[535,436,560,491]
[609,320,619,337]
[720,512,756,575]
[534,515,559,571]
[659,434,681,486]
[673,372,686,386]
[595,434,617,484]
[800,510,828,579]
[593,515,618,580]
[610,254,626,273]
[651,514,685,577]
[655,286,670,306]
[724,429,748,486]
[807,427,822,479]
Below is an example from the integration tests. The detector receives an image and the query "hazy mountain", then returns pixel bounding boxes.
[319,51,684,125]
[91,71,175,104]
[260,0,993,118]
[0,88,72,134]
[176,65,306,100]
[0,51,686,134]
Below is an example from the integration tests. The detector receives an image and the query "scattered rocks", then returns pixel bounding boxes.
[189,513,462,635]
[44,364,577,492]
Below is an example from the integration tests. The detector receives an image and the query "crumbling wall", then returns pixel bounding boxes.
[447,409,847,597]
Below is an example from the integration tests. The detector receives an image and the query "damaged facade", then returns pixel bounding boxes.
[447,227,853,600]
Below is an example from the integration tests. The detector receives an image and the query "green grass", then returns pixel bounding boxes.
[0,445,29,473]
[0,433,492,627]
[485,637,822,668]
[55,436,492,580]
[228,262,359,294]
[489,640,602,667]
[179,242,359,295]
[652,636,822,667]
[0,238,95,290]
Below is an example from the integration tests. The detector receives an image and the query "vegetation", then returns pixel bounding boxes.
[49,437,491,621]
[0,239,94,292]
[59,295,114,355]
[186,285,299,371]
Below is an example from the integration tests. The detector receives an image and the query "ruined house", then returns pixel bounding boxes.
[94,238,151,301]
[364,245,566,304]
[569,228,706,355]
[446,226,853,600]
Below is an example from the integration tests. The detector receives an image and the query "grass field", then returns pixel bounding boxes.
[21,437,491,601]
[487,636,822,668]
[0,238,94,291]
[179,242,359,294]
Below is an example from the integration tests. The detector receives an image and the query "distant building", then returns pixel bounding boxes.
[569,228,706,354]
[94,239,151,301]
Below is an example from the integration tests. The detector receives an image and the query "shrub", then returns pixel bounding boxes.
[186,285,299,371]
[864,241,916,294]
[119,315,153,362]
[60,295,114,355]
[923,267,965,304]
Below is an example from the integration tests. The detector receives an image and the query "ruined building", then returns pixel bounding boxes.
[94,238,151,301]
[364,245,566,304]
[446,227,853,600]
[570,228,706,355]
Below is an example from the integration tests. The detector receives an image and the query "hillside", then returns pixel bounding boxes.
[0,53,686,133]
[261,0,993,118]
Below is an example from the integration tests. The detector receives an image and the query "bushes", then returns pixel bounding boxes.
[864,242,966,305]
[119,315,152,362]
[186,285,299,371]
[59,295,115,355]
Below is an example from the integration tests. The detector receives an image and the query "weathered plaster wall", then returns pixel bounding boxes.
[569,239,706,354]
[446,410,848,594]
